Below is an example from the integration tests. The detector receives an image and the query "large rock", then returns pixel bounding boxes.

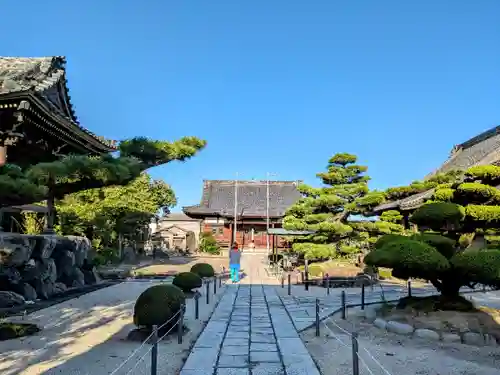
[65,236,90,267]
[463,332,485,346]
[0,233,32,267]
[414,328,440,341]
[27,235,57,260]
[386,321,414,335]
[20,283,37,301]
[53,250,75,278]
[82,267,101,285]
[33,278,55,300]
[36,259,57,283]
[60,268,85,288]
[0,290,25,307]
[0,267,21,290]
[442,333,461,343]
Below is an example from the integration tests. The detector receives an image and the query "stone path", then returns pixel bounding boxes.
[180,253,320,375]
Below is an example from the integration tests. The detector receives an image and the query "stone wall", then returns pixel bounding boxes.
[0,233,100,308]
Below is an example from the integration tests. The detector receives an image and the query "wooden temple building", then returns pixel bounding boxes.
[371,125,500,223]
[183,180,302,248]
[0,56,116,229]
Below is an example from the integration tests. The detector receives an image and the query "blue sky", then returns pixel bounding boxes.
[1,1,499,211]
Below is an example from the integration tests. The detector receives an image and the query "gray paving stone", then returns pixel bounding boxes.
[183,346,219,369]
[227,331,250,339]
[250,363,285,375]
[251,333,276,343]
[224,338,249,346]
[221,345,249,355]
[252,328,274,335]
[218,354,250,368]
[250,343,278,352]
[250,351,281,363]
[217,369,250,375]
[231,320,250,326]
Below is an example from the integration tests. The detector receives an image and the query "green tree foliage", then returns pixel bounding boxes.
[283,153,401,260]
[198,232,220,255]
[366,165,500,296]
[56,173,176,249]
[0,136,206,208]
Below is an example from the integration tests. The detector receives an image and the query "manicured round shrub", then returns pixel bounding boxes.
[190,263,215,278]
[410,233,456,259]
[133,284,186,330]
[374,234,408,249]
[172,272,202,292]
[410,202,465,230]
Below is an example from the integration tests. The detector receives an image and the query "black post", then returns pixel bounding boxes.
[305,259,309,291]
[408,280,412,298]
[361,284,365,310]
[287,273,291,296]
[206,280,210,304]
[219,275,222,287]
[151,325,158,375]
[281,275,284,288]
[194,292,199,320]
[326,273,330,295]
[352,331,360,375]
[341,290,346,319]
[214,276,217,294]
[315,298,320,337]
[177,306,184,344]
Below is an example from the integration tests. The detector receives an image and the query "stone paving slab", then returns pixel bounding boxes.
[180,282,321,375]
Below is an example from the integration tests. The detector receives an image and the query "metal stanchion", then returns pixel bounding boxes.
[206,280,210,304]
[214,276,217,294]
[315,298,320,337]
[326,273,330,295]
[361,284,365,310]
[151,325,158,375]
[341,290,346,319]
[287,273,291,296]
[177,306,184,344]
[281,274,284,288]
[352,331,360,375]
[408,280,412,297]
[194,291,200,320]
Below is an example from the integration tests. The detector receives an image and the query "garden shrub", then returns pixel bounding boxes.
[373,234,408,249]
[410,202,465,230]
[410,233,456,259]
[133,284,186,330]
[0,322,40,341]
[190,263,215,278]
[172,272,202,292]
[199,232,220,255]
[307,264,324,277]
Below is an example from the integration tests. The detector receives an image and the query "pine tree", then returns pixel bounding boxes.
[283,153,391,260]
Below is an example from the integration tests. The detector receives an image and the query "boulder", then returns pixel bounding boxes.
[60,268,85,288]
[463,332,485,346]
[0,267,21,290]
[441,333,461,343]
[36,259,57,283]
[20,283,37,301]
[53,250,75,278]
[33,278,55,300]
[386,321,414,335]
[53,282,67,294]
[373,318,387,330]
[363,307,377,323]
[485,334,498,347]
[82,267,101,285]
[20,262,39,283]
[414,328,440,341]
[0,233,32,267]
[27,235,57,259]
[0,290,25,307]
[123,246,135,263]
[65,236,90,267]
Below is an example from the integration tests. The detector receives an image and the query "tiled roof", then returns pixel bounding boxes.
[184,180,302,218]
[0,56,116,150]
[160,212,200,221]
[373,125,500,213]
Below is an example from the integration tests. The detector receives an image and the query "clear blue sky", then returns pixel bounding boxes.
[1,1,499,211]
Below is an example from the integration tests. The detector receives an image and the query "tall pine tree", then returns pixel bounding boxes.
[283,153,397,260]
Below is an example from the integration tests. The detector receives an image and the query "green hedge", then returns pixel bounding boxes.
[172,272,202,292]
[190,263,215,278]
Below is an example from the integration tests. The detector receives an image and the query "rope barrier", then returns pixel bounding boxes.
[109,307,183,375]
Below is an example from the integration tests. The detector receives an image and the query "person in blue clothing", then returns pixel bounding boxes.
[229,242,242,283]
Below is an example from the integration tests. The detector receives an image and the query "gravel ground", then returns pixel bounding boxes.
[301,313,500,375]
[0,279,226,375]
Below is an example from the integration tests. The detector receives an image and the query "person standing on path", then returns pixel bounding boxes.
[229,242,242,283]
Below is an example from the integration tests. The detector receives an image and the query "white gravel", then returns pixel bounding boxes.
[301,315,500,375]
[0,280,226,375]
